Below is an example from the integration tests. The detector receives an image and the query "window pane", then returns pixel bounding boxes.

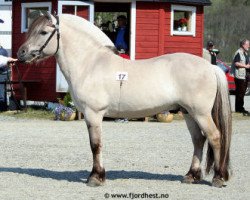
[25,7,49,29]
[173,10,191,32]
[77,6,89,20]
[62,5,75,15]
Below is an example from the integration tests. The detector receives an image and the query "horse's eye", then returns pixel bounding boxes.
[40,31,48,35]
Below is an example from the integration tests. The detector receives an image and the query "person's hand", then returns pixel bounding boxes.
[7,57,18,67]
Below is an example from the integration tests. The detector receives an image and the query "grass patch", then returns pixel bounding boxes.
[0,108,248,121]
[0,107,54,120]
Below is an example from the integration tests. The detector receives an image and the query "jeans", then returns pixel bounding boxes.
[234,78,248,112]
[0,73,7,111]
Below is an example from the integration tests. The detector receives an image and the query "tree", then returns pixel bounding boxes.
[204,0,250,62]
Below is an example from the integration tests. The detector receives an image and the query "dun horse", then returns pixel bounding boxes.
[17,12,232,188]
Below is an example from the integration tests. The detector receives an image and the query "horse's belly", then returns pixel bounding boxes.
[105,104,178,118]
[105,89,178,118]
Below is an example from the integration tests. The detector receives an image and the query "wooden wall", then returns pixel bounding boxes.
[12,0,58,101]
[136,2,204,59]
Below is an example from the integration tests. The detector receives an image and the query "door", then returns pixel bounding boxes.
[56,1,94,92]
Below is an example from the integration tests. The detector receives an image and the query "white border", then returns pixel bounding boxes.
[130,0,136,60]
[21,2,52,33]
[58,1,94,22]
[56,1,94,93]
[0,0,12,6]
[170,5,196,36]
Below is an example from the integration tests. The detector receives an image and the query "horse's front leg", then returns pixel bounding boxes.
[84,108,105,187]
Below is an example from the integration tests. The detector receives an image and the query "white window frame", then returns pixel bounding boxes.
[21,2,52,33]
[58,1,94,22]
[0,0,12,5]
[170,5,196,37]
[130,0,136,60]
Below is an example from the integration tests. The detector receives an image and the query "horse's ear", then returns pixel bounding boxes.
[28,10,52,27]
[44,11,52,21]
[28,10,44,26]
[28,10,44,19]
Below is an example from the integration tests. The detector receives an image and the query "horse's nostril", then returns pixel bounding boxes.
[18,48,26,57]
[17,47,28,61]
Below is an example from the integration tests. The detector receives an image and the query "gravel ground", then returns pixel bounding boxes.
[0,113,249,200]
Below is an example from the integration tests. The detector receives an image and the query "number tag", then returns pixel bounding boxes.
[116,72,128,81]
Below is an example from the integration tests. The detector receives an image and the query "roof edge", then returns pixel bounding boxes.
[143,0,212,6]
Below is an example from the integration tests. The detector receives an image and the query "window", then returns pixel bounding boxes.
[21,2,52,33]
[171,5,196,36]
[0,0,11,5]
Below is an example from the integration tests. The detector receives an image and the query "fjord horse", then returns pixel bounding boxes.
[17,12,232,188]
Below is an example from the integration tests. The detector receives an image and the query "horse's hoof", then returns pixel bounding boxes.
[86,177,105,187]
[182,175,194,184]
[212,178,224,188]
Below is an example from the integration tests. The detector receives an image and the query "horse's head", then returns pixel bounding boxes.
[17,12,59,63]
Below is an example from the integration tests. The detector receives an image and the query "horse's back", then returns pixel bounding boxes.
[103,52,217,118]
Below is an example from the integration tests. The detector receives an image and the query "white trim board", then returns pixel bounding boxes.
[130,0,136,60]
[21,2,52,33]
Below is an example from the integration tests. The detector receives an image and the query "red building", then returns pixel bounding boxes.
[12,0,211,102]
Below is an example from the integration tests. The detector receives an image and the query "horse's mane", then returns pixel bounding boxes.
[60,14,115,48]
[27,14,117,53]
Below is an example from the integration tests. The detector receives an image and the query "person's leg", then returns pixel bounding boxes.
[235,78,247,112]
[0,74,7,111]
[235,78,241,112]
[242,79,249,114]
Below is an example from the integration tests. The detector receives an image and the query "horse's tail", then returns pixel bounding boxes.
[206,66,232,181]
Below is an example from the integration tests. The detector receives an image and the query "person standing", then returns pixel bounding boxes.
[0,46,18,111]
[231,39,250,116]
[114,15,129,54]
[0,44,10,111]
[203,41,219,65]
[0,18,18,111]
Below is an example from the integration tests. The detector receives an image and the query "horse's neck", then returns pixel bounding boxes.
[56,15,115,80]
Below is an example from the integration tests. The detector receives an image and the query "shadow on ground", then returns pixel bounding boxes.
[0,167,211,186]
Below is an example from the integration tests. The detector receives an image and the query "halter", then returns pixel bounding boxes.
[38,15,60,55]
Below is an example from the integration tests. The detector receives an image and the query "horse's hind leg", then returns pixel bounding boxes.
[195,114,224,187]
[84,108,106,187]
[182,114,206,184]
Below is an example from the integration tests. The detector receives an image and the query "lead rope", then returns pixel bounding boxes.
[13,62,27,110]
[6,62,24,110]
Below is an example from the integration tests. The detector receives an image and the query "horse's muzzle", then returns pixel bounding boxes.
[17,47,41,63]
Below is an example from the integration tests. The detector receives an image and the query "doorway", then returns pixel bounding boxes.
[95,3,131,56]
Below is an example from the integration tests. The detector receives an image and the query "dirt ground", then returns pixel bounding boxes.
[0,114,249,200]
